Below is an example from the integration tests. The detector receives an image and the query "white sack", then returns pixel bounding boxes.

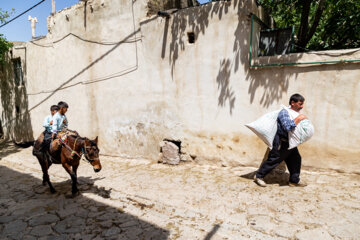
[283,106,315,149]
[245,109,281,149]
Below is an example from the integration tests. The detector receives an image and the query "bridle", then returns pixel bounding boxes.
[62,137,99,163]
[81,141,100,163]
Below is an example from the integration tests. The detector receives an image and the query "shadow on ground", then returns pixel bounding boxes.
[240,169,290,186]
[0,165,169,239]
[0,141,22,159]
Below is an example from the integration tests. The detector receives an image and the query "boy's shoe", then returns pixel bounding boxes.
[289,180,307,187]
[254,176,267,187]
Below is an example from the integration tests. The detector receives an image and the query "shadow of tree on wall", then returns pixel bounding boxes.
[216,59,235,114]
[0,55,15,140]
[166,0,302,111]
[246,67,292,108]
[0,165,169,239]
[0,54,34,143]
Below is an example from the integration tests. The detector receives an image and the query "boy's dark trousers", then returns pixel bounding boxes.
[256,134,302,184]
[40,131,52,151]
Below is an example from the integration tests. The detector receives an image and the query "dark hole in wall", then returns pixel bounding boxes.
[16,106,20,115]
[187,32,195,44]
[12,58,23,86]
[0,119,3,139]
[163,139,182,153]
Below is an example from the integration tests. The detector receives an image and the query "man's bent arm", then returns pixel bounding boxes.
[278,109,296,132]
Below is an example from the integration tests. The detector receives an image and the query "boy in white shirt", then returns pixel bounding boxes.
[42,105,59,150]
[33,105,59,154]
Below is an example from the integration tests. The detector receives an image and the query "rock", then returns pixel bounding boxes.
[95,212,117,221]
[0,215,18,224]
[119,220,139,228]
[53,216,85,234]
[124,227,143,239]
[296,228,333,240]
[3,219,27,235]
[57,207,77,219]
[328,223,359,239]
[161,141,180,165]
[159,141,165,148]
[273,223,302,239]
[98,220,113,228]
[45,236,68,240]
[180,153,189,161]
[30,225,53,237]
[102,226,120,237]
[22,236,37,240]
[29,214,59,227]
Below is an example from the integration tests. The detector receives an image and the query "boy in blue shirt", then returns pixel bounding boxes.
[40,105,59,151]
[43,105,59,134]
[33,105,59,154]
[51,101,69,138]
[50,101,74,153]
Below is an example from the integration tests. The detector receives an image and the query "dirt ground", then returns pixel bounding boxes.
[0,142,359,239]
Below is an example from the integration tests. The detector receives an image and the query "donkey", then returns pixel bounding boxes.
[33,134,102,195]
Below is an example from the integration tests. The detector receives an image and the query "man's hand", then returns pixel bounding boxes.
[63,119,67,124]
[294,114,307,125]
[49,120,53,125]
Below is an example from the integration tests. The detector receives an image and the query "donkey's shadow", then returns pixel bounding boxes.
[34,176,111,198]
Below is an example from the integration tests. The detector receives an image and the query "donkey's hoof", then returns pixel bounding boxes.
[50,188,57,194]
[71,191,80,198]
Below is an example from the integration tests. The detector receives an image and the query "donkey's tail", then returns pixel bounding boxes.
[13,140,35,148]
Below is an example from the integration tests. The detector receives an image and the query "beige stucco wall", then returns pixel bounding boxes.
[6,0,359,172]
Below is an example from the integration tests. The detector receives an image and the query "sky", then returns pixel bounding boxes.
[0,0,79,41]
[0,0,210,42]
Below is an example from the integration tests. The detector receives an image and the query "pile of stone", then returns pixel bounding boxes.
[158,139,193,165]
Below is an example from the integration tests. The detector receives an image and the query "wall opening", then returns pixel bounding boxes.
[12,58,24,86]
[0,119,3,139]
[187,32,195,44]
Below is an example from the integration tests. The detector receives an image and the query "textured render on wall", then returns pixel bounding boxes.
[19,0,360,172]
[0,43,33,143]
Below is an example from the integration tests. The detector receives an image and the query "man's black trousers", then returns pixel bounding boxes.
[256,134,301,184]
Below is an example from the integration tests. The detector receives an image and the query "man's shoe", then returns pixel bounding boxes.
[289,180,307,187]
[254,176,267,187]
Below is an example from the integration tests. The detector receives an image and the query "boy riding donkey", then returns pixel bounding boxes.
[33,101,78,159]
[33,101,101,194]
[32,105,59,157]
[50,101,79,155]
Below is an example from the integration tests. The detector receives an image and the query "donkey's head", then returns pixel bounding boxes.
[83,136,102,172]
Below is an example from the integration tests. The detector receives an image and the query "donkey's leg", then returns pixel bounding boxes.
[38,153,56,193]
[72,164,79,195]
[62,162,79,195]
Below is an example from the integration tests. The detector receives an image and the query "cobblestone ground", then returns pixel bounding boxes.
[0,143,359,240]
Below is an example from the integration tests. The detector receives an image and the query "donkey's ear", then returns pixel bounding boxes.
[94,136,98,144]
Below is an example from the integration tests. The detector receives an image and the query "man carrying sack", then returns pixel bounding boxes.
[254,94,308,187]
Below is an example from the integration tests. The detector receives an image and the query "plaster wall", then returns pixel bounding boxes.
[11,0,360,172]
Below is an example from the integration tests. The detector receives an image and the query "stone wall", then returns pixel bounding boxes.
[4,0,360,172]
